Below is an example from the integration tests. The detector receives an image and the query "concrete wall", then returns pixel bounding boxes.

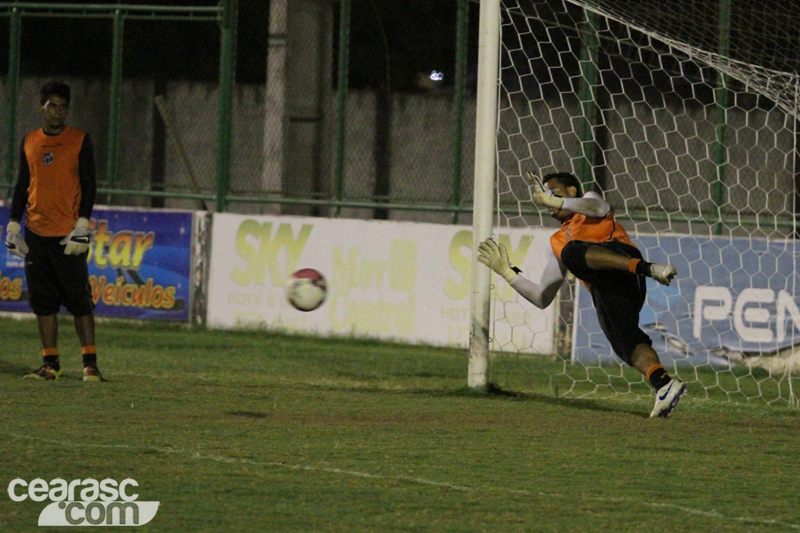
[1,76,473,225]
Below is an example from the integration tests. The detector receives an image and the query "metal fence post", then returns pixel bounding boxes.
[333,0,350,217]
[451,0,468,224]
[106,8,124,205]
[3,7,21,194]
[216,0,237,213]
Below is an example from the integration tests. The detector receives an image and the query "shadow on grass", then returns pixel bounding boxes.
[444,382,649,418]
[286,379,649,418]
[0,359,36,377]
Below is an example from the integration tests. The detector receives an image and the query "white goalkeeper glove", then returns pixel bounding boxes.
[477,238,520,284]
[60,217,91,255]
[526,171,564,210]
[5,220,28,258]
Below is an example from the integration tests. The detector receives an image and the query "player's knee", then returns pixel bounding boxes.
[63,289,94,317]
[561,241,590,273]
[30,297,60,316]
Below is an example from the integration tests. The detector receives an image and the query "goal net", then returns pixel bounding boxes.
[485,0,800,406]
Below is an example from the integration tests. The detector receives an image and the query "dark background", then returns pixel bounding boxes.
[0,0,478,92]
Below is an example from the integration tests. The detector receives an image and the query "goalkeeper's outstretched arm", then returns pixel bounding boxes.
[557,192,609,217]
[526,170,610,217]
[477,239,567,309]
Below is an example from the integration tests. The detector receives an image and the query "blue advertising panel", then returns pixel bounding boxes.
[0,206,192,321]
[574,235,800,368]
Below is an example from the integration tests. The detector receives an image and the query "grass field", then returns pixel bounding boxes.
[1,315,799,532]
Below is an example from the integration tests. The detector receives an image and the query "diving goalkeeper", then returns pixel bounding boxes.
[477,171,685,418]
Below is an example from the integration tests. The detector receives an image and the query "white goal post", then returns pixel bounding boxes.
[470,0,800,406]
[469,0,502,390]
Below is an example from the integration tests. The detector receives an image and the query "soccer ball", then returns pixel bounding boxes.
[286,268,327,312]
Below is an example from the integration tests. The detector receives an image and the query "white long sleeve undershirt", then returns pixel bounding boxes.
[506,191,610,308]
[509,246,568,309]
[560,191,610,218]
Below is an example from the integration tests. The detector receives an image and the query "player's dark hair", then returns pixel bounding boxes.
[39,80,71,106]
[543,172,583,197]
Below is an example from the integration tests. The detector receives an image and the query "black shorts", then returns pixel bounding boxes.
[24,229,94,317]
[560,240,652,365]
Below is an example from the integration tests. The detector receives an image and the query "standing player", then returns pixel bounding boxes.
[477,171,684,417]
[4,80,103,382]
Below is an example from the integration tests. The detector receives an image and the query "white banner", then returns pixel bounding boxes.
[206,214,555,351]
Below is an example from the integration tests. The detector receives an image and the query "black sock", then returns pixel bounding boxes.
[82,353,97,368]
[649,367,671,390]
[635,260,653,277]
[44,355,60,371]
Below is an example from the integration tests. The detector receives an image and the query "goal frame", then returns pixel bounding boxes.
[469,0,501,390]
[469,0,800,404]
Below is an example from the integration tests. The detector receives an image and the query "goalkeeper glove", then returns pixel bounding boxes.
[526,171,564,210]
[60,217,91,255]
[5,220,28,258]
[477,238,520,284]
